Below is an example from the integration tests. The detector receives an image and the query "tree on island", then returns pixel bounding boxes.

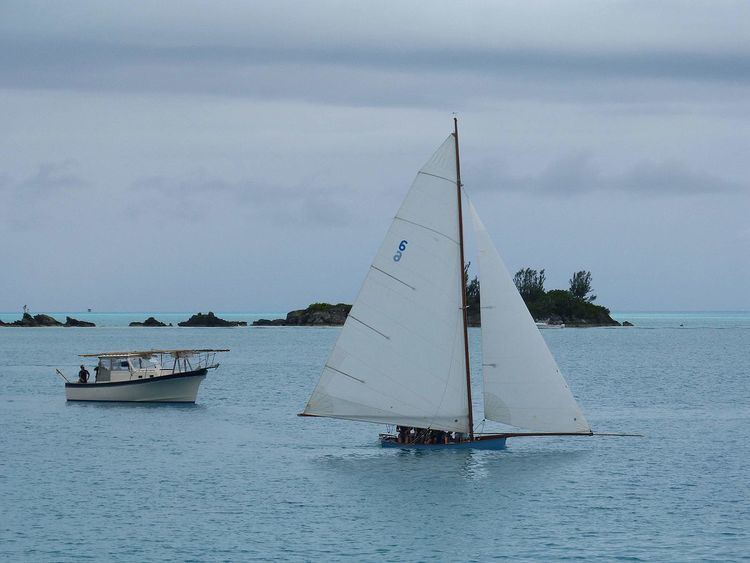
[569,270,597,302]
[457,265,618,327]
[463,262,480,309]
[513,267,546,301]
[251,266,618,328]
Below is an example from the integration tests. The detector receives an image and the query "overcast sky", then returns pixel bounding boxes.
[1,1,748,313]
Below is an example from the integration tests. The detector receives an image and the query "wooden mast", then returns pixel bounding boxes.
[453,116,474,441]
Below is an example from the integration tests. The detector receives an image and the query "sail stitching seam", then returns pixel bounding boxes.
[418,171,455,184]
[348,315,391,340]
[370,266,416,290]
[324,364,365,384]
[393,216,459,245]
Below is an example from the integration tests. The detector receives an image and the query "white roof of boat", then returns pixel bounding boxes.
[79,349,229,358]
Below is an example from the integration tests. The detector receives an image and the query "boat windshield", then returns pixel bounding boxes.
[97,356,160,371]
[130,357,160,370]
[111,359,131,371]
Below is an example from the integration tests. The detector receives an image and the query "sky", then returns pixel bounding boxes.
[1,0,748,313]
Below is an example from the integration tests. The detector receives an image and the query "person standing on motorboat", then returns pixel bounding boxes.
[78,365,90,383]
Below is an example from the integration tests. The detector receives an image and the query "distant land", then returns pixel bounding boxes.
[254,303,351,326]
[129,316,172,327]
[253,299,619,328]
[177,312,247,327]
[0,313,95,327]
[0,311,247,328]
[253,269,622,328]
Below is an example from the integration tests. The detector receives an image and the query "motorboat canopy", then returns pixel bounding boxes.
[79,348,230,357]
[79,349,229,384]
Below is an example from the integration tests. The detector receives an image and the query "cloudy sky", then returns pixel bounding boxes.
[1,1,748,312]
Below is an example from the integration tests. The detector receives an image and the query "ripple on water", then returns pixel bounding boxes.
[1,317,749,560]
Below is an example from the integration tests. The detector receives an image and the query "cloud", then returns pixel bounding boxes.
[129,173,355,227]
[0,161,90,230]
[2,161,87,196]
[475,154,746,197]
[4,40,750,99]
[2,1,749,111]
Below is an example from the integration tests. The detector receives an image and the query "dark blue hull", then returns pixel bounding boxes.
[380,434,508,450]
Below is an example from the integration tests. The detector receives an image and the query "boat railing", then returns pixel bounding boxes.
[192,352,220,370]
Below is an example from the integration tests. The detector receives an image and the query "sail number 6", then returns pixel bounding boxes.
[393,240,408,262]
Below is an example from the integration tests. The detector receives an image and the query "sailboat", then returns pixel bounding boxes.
[300,119,592,449]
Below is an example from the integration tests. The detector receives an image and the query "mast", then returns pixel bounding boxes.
[454,117,474,440]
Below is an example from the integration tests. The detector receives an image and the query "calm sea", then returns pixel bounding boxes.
[1,312,748,561]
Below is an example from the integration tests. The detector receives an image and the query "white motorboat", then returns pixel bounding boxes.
[536,321,565,329]
[60,349,228,403]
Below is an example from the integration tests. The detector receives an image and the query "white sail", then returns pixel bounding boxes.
[469,202,591,433]
[302,135,470,432]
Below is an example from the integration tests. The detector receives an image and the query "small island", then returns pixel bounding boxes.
[63,316,96,327]
[469,268,619,327]
[178,312,247,327]
[129,316,172,327]
[0,313,95,327]
[254,303,352,326]
[255,269,624,328]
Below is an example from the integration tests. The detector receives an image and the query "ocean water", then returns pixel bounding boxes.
[1,312,748,561]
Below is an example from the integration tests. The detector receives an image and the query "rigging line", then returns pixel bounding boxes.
[348,315,390,340]
[593,432,645,437]
[370,266,416,290]
[426,315,464,433]
[324,364,365,384]
[393,216,459,245]
[418,170,455,184]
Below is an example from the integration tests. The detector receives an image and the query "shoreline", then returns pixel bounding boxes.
[1,310,748,329]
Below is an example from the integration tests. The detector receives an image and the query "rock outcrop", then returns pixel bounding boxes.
[253,303,352,326]
[0,313,63,327]
[129,316,171,327]
[64,316,95,327]
[622,320,634,326]
[178,312,246,327]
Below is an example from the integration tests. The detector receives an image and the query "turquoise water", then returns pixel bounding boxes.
[1,312,749,560]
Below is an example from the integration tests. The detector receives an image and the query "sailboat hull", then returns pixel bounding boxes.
[379,434,507,450]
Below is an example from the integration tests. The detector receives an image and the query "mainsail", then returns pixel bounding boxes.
[302,135,470,432]
[469,202,591,433]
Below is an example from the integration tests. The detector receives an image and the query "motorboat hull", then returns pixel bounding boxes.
[65,369,208,403]
[380,433,508,450]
